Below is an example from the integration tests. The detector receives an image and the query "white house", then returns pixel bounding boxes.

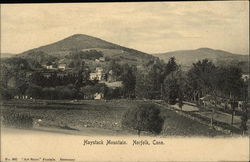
[99,57,105,62]
[94,92,104,99]
[90,72,98,80]
[46,65,53,69]
[242,74,249,81]
[58,64,66,70]
[89,67,104,80]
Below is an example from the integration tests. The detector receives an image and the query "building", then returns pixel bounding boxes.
[42,64,57,70]
[95,57,105,63]
[89,67,104,80]
[242,74,249,81]
[89,72,99,80]
[94,92,104,99]
[46,65,54,69]
[58,64,66,70]
[104,81,122,89]
[99,57,105,62]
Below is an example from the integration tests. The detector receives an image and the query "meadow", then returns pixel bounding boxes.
[1,99,225,136]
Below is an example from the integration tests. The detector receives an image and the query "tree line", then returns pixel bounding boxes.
[1,56,247,104]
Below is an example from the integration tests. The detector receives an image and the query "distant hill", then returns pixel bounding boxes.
[1,53,15,58]
[153,48,249,72]
[18,34,154,65]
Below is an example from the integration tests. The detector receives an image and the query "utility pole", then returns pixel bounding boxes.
[160,83,163,100]
[210,107,214,127]
[231,97,236,125]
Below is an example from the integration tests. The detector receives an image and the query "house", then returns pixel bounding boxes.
[242,74,249,81]
[58,64,66,70]
[95,57,105,62]
[89,67,104,80]
[46,65,53,69]
[99,57,105,62]
[94,92,104,99]
[43,64,57,70]
[199,95,213,107]
[14,95,31,100]
[96,67,103,72]
[104,81,122,89]
[90,72,98,80]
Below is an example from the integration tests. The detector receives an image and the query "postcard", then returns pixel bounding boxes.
[1,1,249,161]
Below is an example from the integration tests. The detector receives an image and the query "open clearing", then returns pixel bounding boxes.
[1,99,226,137]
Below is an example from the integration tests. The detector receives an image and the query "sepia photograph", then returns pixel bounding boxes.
[0,1,249,161]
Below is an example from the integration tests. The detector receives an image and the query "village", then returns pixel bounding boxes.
[13,56,123,100]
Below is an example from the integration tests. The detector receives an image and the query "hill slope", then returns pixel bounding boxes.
[19,34,154,65]
[1,53,15,58]
[153,48,249,71]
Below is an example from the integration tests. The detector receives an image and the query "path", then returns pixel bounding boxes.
[156,100,249,135]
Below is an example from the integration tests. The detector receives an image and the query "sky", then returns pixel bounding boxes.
[1,2,249,55]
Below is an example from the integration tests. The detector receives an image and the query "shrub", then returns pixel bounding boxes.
[104,87,123,100]
[56,86,77,99]
[0,88,13,100]
[122,103,164,136]
[2,111,33,128]
[25,85,42,99]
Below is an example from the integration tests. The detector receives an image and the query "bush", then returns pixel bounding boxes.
[2,111,33,128]
[104,87,123,100]
[0,88,13,100]
[25,85,42,98]
[42,87,57,100]
[56,86,77,99]
[122,103,164,136]
[66,50,103,61]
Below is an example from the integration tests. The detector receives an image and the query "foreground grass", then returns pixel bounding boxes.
[1,99,225,136]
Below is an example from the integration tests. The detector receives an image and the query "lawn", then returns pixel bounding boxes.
[1,99,225,136]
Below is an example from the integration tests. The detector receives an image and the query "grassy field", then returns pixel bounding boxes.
[1,99,225,136]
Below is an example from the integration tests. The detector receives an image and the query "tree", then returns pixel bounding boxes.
[66,50,103,60]
[216,66,244,99]
[187,59,217,103]
[2,57,32,95]
[135,59,166,99]
[121,64,136,98]
[163,76,179,104]
[178,89,184,110]
[25,85,42,99]
[104,87,123,100]
[163,66,185,105]
[135,71,151,99]
[122,103,164,136]
[216,66,244,125]
[108,60,123,81]
[164,57,178,77]
[81,83,107,99]
[240,101,248,135]
[0,87,12,100]
[1,63,12,88]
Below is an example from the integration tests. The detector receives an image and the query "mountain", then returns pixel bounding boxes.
[18,34,154,65]
[153,48,249,72]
